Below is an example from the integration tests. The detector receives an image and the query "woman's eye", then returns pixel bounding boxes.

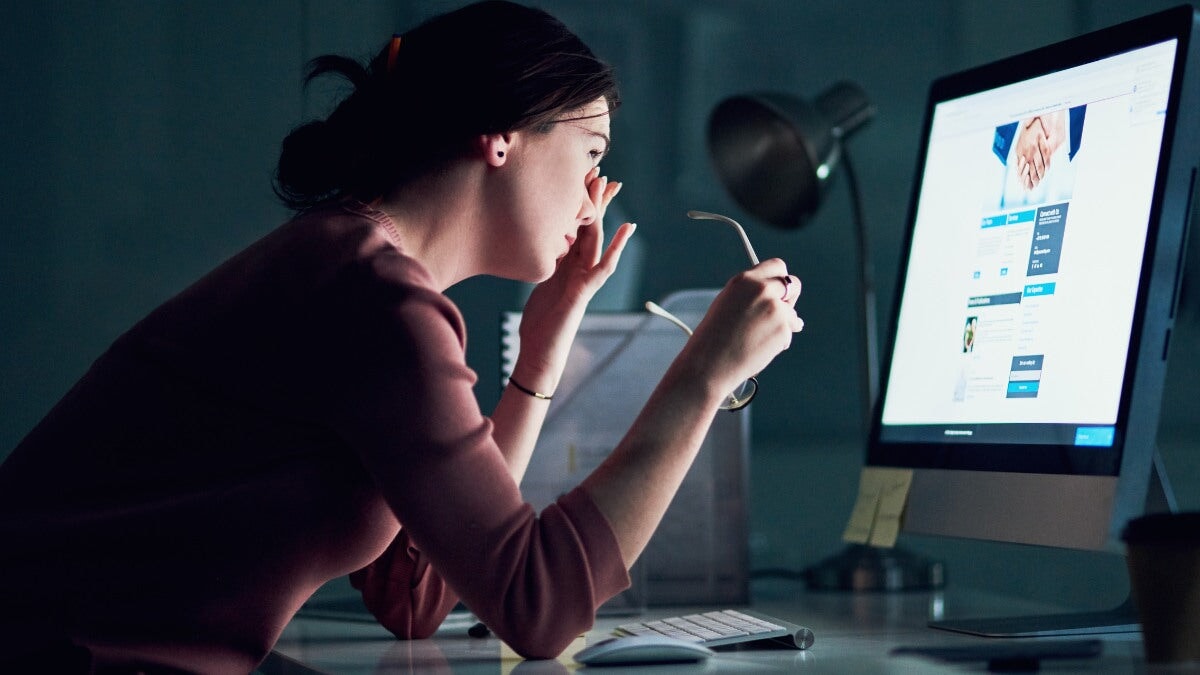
[589,149,604,162]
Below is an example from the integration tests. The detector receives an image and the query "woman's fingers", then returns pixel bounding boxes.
[594,222,637,280]
[580,171,609,266]
[602,179,622,210]
[589,166,622,215]
[739,260,805,337]
[745,257,789,280]
[742,259,801,302]
[580,169,623,269]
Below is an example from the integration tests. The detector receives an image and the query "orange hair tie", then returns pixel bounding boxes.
[387,34,403,73]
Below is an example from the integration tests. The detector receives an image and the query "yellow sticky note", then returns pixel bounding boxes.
[841,476,881,544]
[841,466,914,547]
[868,469,913,548]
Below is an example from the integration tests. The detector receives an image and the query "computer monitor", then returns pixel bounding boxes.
[868,5,1200,636]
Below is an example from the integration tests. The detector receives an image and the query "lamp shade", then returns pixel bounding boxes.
[706,81,875,229]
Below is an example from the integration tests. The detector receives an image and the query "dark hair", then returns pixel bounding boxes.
[274,0,620,211]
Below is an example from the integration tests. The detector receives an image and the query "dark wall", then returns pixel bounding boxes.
[5,0,1195,449]
[2,0,1196,606]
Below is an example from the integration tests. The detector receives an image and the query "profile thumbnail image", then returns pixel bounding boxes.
[989,105,1087,209]
[962,315,978,353]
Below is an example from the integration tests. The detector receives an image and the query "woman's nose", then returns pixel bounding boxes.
[577,191,598,227]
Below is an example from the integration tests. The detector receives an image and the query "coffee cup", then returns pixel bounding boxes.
[1122,511,1200,664]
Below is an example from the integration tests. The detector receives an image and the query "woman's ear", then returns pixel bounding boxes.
[480,133,512,167]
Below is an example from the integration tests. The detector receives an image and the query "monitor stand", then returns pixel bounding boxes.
[930,597,1139,637]
[803,543,946,591]
[929,450,1176,637]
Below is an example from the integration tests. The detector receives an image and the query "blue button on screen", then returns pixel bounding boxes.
[1074,426,1115,447]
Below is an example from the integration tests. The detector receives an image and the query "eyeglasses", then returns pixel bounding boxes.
[645,299,759,410]
[643,210,763,411]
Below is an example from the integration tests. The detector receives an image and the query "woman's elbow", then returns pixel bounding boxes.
[504,630,582,661]
[407,619,443,641]
[488,607,593,661]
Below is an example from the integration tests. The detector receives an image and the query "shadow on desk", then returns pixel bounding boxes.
[260,637,455,675]
[259,650,332,675]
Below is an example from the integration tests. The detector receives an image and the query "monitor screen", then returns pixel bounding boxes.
[882,39,1175,453]
[868,4,1198,567]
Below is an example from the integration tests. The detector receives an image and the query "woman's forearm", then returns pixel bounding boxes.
[490,377,553,483]
[579,350,727,567]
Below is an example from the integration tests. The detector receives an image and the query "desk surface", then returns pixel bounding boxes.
[269,584,1161,674]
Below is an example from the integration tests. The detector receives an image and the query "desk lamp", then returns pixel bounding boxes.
[706,82,944,591]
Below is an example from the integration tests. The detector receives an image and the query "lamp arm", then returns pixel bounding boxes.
[840,149,880,436]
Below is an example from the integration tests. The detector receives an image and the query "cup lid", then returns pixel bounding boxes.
[1121,511,1200,544]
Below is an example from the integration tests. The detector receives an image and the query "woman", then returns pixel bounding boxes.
[0,1,803,671]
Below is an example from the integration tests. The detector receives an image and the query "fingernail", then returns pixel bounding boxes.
[628,222,638,233]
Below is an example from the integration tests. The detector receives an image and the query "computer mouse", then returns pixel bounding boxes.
[573,634,715,666]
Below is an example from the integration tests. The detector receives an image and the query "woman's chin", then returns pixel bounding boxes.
[534,256,566,282]
[509,263,554,285]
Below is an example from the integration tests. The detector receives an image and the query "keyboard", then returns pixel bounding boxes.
[615,608,815,650]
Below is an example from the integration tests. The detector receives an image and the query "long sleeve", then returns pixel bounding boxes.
[313,210,630,658]
[349,530,459,639]
[0,202,629,669]
[348,488,628,657]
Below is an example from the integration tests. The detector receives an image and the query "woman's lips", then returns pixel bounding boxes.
[556,234,577,263]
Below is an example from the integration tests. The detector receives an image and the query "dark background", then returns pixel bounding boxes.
[3,0,1197,611]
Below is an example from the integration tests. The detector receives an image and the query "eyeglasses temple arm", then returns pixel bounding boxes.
[686,210,761,266]
[644,301,694,336]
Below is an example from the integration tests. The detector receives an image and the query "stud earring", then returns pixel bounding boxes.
[497,151,505,158]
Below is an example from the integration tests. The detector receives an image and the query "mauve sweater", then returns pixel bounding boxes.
[0,201,629,672]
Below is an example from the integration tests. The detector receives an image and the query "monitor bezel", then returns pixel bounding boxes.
[868,5,1198,486]
[867,5,1199,554]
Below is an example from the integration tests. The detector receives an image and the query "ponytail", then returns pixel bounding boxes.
[273,56,379,210]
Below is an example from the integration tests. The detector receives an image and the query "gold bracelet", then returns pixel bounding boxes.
[507,376,553,400]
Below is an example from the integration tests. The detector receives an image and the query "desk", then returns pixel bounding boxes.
[270,583,1155,673]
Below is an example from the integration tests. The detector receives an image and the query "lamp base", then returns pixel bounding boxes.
[802,543,946,591]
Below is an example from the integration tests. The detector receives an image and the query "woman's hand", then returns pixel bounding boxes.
[528,167,632,310]
[683,258,804,402]
[512,168,635,391]
[579,257,802,567]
